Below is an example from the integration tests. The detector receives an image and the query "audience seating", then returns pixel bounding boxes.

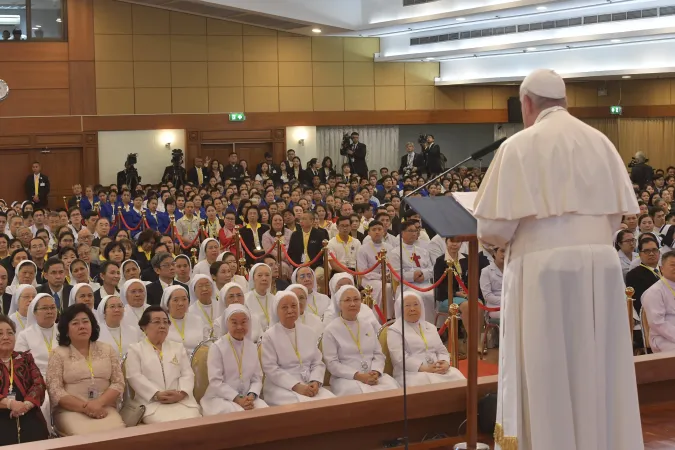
[641,307,652,354]
[377,319,396,377]
[191,338,216,404]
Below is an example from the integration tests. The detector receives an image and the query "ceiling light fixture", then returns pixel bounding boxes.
[312,28,322,33]
[622,75,631,78]
[611,39,621,43]
[526,47,537,51]
[536,6,547,11]
[456,17,466,21]
[56,17,61,23]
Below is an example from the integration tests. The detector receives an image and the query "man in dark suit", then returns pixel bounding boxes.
[0,265,10,316]
[146,252,188,306]
[24,161,50,208]
[36,257,72,314]
[399,142,425,178]
[67,183,83,209]
[187,156,211,186]
[626,236,661,348]
[222,152,244,186]
[341,132,368,179]
[255,152,279,178]
[288,211,328,270]
[424,135,443,178]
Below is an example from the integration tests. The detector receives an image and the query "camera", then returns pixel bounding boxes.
[418,134,428,145]
[126,153,138,166]
[341,132,351,149]
[171,148,184,165]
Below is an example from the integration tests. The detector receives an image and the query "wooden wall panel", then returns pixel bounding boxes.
[0,43,69,62]
[0,62,70,90]
[69,62,97,115]
[0,89,71,117]
[68,0,96,61]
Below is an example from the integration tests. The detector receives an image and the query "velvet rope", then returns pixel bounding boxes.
[327,252,380,276]
[174,226,201,250]
[143,217,173,235]
[386,262,447,292]
[117,212,143,231]
[281,244,323,268]
[238,237,277,260]
[451,269,500,313]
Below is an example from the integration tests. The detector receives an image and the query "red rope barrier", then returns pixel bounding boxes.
[451,270,500,313]
[239,237,277,260]
[141,216,174,235]
[118,212,143,231]
[373,304,386,323]
[281,244,323,268]
[387,262,447,292]
[174,226,201,250]
[327,252,380,276]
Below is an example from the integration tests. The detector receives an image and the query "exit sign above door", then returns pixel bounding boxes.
[229,112,246,122]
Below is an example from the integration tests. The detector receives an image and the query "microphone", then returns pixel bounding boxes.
[470,137,507,161]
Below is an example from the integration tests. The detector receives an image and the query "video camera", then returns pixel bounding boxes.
[628,156,648,168]
[126,153,138,167]
[341,132,352,150]
[171,148,184,166]
[418,134,428,145]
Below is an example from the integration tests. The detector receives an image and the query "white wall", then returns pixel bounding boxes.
[98,130,186,185]
[286,126,317,165]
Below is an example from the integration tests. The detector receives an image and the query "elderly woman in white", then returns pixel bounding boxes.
[323,273,381,335]
[96,295,141,358]
[216,283,263,342]
[160,286,203,355]
[287,284,324,337]
[260,291,335,405]
[244,263,274,332]
[322,286,399,396]
[125,306,201,424]
[192,238,220,277]
[291,267,330,319]
[120,279,149,330]
[201,304,268,416]
[387,292,465,387]
[188,275,220,338]
[8,284,37,333]
[7,260,38,295]
[68,283,96,310]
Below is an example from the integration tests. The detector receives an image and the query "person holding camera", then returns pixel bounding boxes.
[424,135,442,178]
[116,155,141,192]
[399,142,424,177]
[162,149,187,188]
[629,151,654,190]
[340,132,368,179]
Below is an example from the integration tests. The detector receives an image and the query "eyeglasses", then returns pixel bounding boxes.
[149,319,170,326]
[297,273,313,280]
[160,263,176,269]
[107,305,125,310]
[641,249,660,255]
[341,298,361,304]
[621,239,637,244]
[36,306,57,312]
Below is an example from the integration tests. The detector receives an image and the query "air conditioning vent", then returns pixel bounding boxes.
[555,19,569,28]
[493,27,505,35]
[612,12,627,21]
[627,10,642,19]
[660,6,675,16]
[504,25,517,33]
[530,22,543,30]
[598,14,611,22]
[569,17,582,26]
[517,24,529,32]
[449,33,459,40]
[643,8,658,17]
[403,0,440,5]
[583,15,598,24]
[470,29,482,38]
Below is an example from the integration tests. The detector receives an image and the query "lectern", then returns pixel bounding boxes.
[404,194,489,450]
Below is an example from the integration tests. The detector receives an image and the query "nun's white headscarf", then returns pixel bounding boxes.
[161,285,189,310]
[291,266,317,293]
[8,284,36,317]
[331,285,361,320]
[188,274,216,305]
[10,260,38,290]
[248,263,271,293]
[286,283,308,309]
[26,293,55,328]
[329,272,354,297]
[69,259,91,285]
[120,279,147,307]
[223,304,252,339]
[270,290,299,326]
[96,294,122,320]
[119,259,142,287]
[391,291,425,334]
[216,252,233,262]
[174,254,193,278]
[68,283,93,307]
[199,238,219,262]
[219,282,245,308]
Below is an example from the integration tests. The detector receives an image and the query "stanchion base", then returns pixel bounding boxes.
[453,443,490,450]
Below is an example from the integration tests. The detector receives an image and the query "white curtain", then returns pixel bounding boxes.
[494,123,523,140]
[316,125,399,175]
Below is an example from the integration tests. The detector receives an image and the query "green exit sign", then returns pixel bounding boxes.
[229,112,246,122]
[610,105,623,115]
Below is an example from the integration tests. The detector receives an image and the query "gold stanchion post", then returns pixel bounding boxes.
[378,248,387,319]
[276,231,283,274]
[62,196,68,209]
[190,247,198,266]
[448,303,460,368]
[362,285,374,308]
[322,239,330,295]
[239,258,248,279]
[626,286,635,342]
[234,226,241,273]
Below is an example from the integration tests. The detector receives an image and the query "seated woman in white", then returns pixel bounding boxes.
[291,267,331,319]
[119,260,150,290]
[201,304,269,415]
[160,285,204,355]
[96,294,142,358]
[69,283,96,311]
[188,274,220,338]
[125,306,201,424]
[287,284,324,337]
[322,285,399,396]
[7,284,37,334]
[120,279,149,330]
[69,259,100,291]
[174,255,193,286]
[217,283,263,343]
[387,292,465,387]
[217,252,249,293]
[15,293,57,424]
[261,291,335,405]
[193,238,220,277]
[244,263,274,332]
[323,273,381,335]
[6,260,38,295]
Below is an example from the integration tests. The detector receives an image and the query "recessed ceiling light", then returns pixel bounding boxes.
[456,17,466,21]
[526,47,537,51]
[537,6,547,11]
[34,24,40,28]
[622,75,631,79]
[425,57,435,60]
[611,39,622,43]
[312,28,322,33]
[56,17,61,23]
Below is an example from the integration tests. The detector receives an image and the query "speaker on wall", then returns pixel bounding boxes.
[507,97,523,123]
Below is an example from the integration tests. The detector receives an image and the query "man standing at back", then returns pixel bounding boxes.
[474,69,642,450]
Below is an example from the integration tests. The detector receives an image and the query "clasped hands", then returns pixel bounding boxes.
[292,381,320,397]
[421,361,450,374]
[233,393,257,410]
[8,399,32,419]
[83,399,108,419]
[354,371,380,386]
[155,390,187,404]
[413,270,425,283]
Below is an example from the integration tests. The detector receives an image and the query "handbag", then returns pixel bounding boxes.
[119,398,145,427]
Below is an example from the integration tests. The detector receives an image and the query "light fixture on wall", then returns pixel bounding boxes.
[159,131,175,150]
[312,28,322,33]
[298,139,305,146]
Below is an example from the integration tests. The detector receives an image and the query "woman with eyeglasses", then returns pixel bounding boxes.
[160,286,202,355]
[188,275,220,339]
[217,283,262,342]
[95,295,141,358]
[290,267,330,320]
[615,230,638,280]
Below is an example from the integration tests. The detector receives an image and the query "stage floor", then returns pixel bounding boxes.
[643,402,675,449]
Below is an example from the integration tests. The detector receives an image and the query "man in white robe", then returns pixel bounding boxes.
[357,220,393,320]
[642,250,675,353]
[474,69,643,450]
[389,220,435,323]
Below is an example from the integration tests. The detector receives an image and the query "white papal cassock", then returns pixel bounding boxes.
[260,322,335,405]
[389,244,435,322]
[357,240,394,321]
[474,104,642,449]
[322,317,399,396]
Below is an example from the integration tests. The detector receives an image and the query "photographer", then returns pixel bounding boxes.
[399,142,424,177]
[340,132,368,179]
[116,154,141,192]
[162,149,187,188]
[629,151,654,190]
[424,134,442,178]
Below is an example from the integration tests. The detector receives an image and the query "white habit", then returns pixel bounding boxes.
[474,78,642,450]
[641,278,675,353]
[357,240,394,320]
[245,290,274,332]
[389,243,435,322]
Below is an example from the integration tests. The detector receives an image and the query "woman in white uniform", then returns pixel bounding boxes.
[96,294,141,358]
[118,260,150,290]
[188,275,220,338]
[244,263,274,332]
[6,260,38,295]
[218,252,249,293]
[261,291,335,405]
[192,238,220,277]
[68,283,96,311]
[201,304,268,415]
[69,259,100,291]
[290,267,331,319]
[387,292,464,386]
[160,285,204,355]
[125,305,201,424]
[287,284,324,337]
[323,273,381,334]
[7,284,36,334]
[322,285,399,396]
[216,283,263,342]
[120,279,149,331]
[174,255,193,286]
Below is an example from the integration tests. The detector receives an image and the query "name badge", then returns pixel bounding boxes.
[40,183,46,187]
[301,254,307,263]
[6,391,16,402]
[87,385,100,399]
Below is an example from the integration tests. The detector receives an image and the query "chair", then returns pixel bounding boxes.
[191,338,216,404]
[120,353,146,427]
[481,310,500,357]
[641,307,651,354]
[317,335,330,387]
[377,319,396,377]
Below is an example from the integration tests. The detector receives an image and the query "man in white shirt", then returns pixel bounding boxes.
[327,216,361,274]
[474,68,642,450]
[389,220,435,322]
[357,220,393,320]
[176,201,201,250]
[479,247,504,320]
[642,250,675,353]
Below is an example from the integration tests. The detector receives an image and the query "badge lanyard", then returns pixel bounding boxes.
[43,329,54,354]
[255,293,270,326]
[307,293,319,316]
[110,328,122,357]
[227,335,246,396]
[170,316,186,341]
[197,302,214,328]
[342,319,369,373]
[147,338,167,388]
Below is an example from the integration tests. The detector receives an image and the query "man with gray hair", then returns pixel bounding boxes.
[630,150,654,189]
[474,69,643,450]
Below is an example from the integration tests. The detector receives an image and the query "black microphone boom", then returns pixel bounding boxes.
[471,137,507,161]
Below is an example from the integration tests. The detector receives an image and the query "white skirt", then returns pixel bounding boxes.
[394,367,465,387]
[262,383,335,405]
[201,397,268,416]
[142,403,201,424]
[330,373,399,396]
